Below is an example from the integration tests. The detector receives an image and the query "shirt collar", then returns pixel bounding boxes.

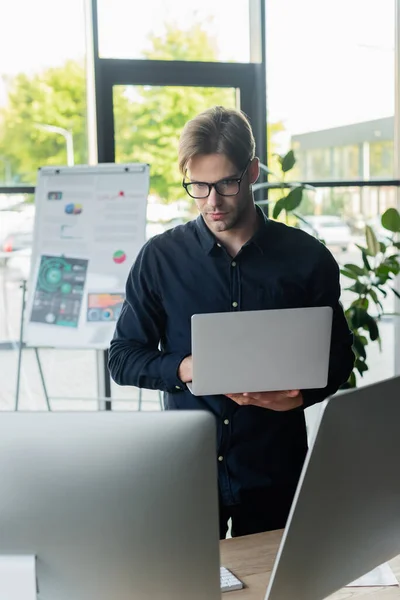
[195,205,270,255]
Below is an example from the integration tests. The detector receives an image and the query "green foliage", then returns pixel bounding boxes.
[340,215,400,386]
[142,22,219,62]
[365,225,381,257]
[280,149,296,173]
[382,207,400,232]
[259,149,308,222]
[0,61,87,183]
[262,150,400,389]
[114,84,235,202]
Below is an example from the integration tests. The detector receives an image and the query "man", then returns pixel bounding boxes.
[109,106,354,539]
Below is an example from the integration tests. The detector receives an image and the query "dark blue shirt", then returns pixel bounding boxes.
[109,210,354,506]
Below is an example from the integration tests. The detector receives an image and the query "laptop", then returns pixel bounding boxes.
[264,375,400,600]
[187,306,332,396]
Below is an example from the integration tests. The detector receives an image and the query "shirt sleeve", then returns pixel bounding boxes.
[301,244,355,408]
[108,239,188,392]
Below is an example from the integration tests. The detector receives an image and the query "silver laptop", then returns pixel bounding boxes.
[265,375,400,600]
[0,411,221,600]
[187,306,333,396]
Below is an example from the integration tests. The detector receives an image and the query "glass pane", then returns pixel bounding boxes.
[266,0,395,180]
[113,85,237,221]
[0,0,87,187]
[98,0,251,62]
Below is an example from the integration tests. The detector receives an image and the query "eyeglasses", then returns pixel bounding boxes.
[182,159,251,199]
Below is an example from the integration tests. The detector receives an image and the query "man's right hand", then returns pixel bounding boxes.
[178,355,193,383]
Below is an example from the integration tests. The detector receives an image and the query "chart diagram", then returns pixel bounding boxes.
[30,255,89,328]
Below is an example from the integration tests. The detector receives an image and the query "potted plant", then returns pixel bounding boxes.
[255,151,400,388]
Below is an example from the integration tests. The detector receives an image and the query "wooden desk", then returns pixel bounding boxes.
[220,530,400,599]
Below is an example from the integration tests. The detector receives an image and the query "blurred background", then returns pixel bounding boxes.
[0,0,398,411]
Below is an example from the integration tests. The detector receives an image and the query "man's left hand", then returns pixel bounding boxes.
[225,389,303,412]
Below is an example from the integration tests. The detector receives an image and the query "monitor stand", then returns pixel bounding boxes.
[0,556,37,600]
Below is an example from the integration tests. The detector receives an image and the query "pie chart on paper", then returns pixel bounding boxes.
[113,250,126,264]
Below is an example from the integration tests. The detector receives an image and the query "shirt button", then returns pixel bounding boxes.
[175,385,181,390]
[232,301,238,308]
[217,243,222,247]
[231,261,236,267]
[224,419,229,425]
[218,456,224,462]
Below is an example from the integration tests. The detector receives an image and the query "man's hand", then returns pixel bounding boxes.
[178,356,193,383]
[225,390,303,412]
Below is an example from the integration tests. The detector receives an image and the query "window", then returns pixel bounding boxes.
[97,0,252,62]
[113,85,237,204]
[0,0,87,186]
[266,0,395,180]
[370,140,394,178]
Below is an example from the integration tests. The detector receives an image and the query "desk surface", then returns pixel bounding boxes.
[220,530,400,599]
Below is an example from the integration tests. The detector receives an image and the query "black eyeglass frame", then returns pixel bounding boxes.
[182,158,252,199]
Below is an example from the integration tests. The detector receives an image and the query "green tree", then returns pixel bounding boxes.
[0,61,87,183]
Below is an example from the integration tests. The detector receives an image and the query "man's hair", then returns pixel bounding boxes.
[178,106,256,174]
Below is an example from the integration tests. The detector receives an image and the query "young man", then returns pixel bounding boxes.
[109,106,354,539]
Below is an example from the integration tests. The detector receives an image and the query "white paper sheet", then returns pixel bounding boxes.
[0,555,37,600]
[346,562,399,587]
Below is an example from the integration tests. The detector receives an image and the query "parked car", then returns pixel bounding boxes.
[298,215,352,252]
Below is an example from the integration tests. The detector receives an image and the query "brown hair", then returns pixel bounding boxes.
[178,106,256,174]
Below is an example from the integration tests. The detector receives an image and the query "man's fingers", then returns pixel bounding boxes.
[226,394,254,406]
[243,392,262,401]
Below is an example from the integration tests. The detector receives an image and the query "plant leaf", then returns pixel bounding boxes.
[366,316,379,341]
[368,288,384,311]
[355,358,369,375]
[391,287,400,300]
[340,269,359,280]
[381,207,400,233]
[360,250,371,271]
[347,306,369,329]
[372,283,388,297]
[383,258,400,275]
[272,198,286,220]
[347,371,357,388]
[346,281,368,295]
[365,225,380,257]
[356,243,373,257]
[282,186,303,212]
[280,149,296,173]
[352,335,367,360]
[343,263,366,276]
[375,264,392,281]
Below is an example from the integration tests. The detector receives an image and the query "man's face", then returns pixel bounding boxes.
[185,153,259,234]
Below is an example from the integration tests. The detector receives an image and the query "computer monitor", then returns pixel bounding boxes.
[265,375,400,600]
[0,411,221,600]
